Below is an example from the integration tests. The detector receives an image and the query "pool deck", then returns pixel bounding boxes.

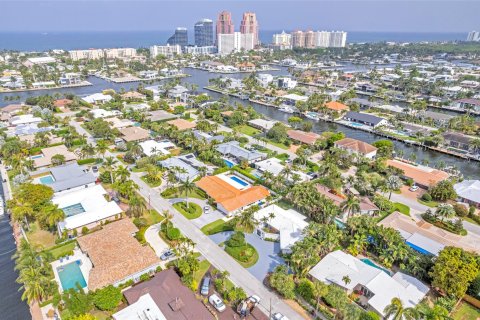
[51,247,92,293]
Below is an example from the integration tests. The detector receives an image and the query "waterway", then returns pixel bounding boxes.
[0,67,479,179]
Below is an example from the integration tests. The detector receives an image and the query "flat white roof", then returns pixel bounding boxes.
[113,293,166,320]
[53,185,122,231]
[282,93,308,102]
[454,180,480,203]
[10,114,42,126]
[254,204,308,251]
[139,139,176,157]
[309,250,429,316]
[90,108,121,119]
[83,93,113,104]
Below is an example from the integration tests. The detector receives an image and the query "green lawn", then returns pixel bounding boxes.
[265,139,289,150]
[44,241,76,260]
[452,302,480,320]
[173,202,203,219]
[141,175,163,187]
[161,187,207,200]
[224,243,259,268]
[26,222,56,249]
[393,202,411,216]
[463,216,480,226]
[418,199,439,208]
[144,209,163,225]
[193,260,211,286]
[201,219,234,235]
[235,125,261,136]
[275,153,290,162]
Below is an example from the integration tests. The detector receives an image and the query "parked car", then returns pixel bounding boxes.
[409,185,419,192]
[92,165,99,173]
[271,313,289,320]
[160,249,175,261]
[209,294,226,312]
[200,276,210,296]
[203,206,210,213]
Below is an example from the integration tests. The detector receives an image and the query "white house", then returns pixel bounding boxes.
[277,77,297,89]
[9,114,42,126]
[139,139,176,157]
[90,108,121,119]
[113,294,165,320]
[309,250,429,317]
[257,74,274,87]
[255,158,309,183]
[454,180,480,208]
[82,93,113,104]
[254,204,308,254]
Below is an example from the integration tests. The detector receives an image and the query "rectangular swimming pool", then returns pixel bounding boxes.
[223,159,236,168]
[57,261,87,291]
[230,176,248,187]
[30,154,44,159]
[39,175,55,184]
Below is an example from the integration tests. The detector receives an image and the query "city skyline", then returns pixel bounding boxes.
[1,1,479,33]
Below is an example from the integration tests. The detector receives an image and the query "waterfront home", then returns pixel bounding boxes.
[454,180,480,208]
[9,114,42,126]
[325,101,349,113]
[76,219,160,291]
[138,70,158,80]
[236,62,256,72]
[167,85,189,102]
[23,56,56,67]
[255,158,309,182]
[454,98,480,113]
[379,211,478,255]
[121,91,146,101]
[248,118,278,131]
[216,141,266,164]
[166,118,197,131]
[158,154,206,182]
[442,132,476,153]
[196,173,270,216]
[281,93,308,106]
[32,145,78,168]
[254,204,308,254]
[82,93,112,104]
[257,73,274,87]
[417,111,453,127]
[140,139,176,157]
[113,293,164,320]
[59,73,82,86]
[31,163,96,194]
[147,109,177,122]
[107,117,134,129]
[119,126,150,142]
[53,99,73,111]
[121,269,214,320]
[54,184,122,235]
[193,130,224,143]
[277,77,297,89]
[90,108,121,119]
[386,159,449,189]
[343,111,388,128]
[309,250,429,318]
[347,98,378,110]
[287,129,322,145]
[334,138,378,159]
[1,104,23,121]
[374,104,405,114]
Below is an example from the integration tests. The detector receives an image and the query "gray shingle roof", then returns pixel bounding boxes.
[216,141,266,162]
[344,111,385,126]
[48,163,96,192]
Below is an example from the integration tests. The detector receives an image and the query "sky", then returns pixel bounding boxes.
[1,0,479,33]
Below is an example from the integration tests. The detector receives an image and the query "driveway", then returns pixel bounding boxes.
[168,197,226,229]
[209,231,285,282]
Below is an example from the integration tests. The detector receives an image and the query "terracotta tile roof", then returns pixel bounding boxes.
[287,130,322,145]
[2,104,24,113]
[196,176,270,212]
[54,99,73,108]
[334,138,377,155]
[119,126,150,142]
[359,197,379,212]
[316,184,344,205]
[123,269,214,320]
[166,119,196,131]
[386,159,449,187]
[326,101,349,111]
[121,91,146,100]
[77,219,159,290]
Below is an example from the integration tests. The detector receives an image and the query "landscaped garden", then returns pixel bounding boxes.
[452,301,480,320]
[161,186,207,200]
[223,231,259,268]
[201,219,235,235]
[173,202,203,220]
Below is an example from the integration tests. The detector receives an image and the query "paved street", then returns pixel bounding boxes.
[168,197,225,228]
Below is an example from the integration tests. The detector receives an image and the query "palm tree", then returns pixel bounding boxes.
[161,210,174,232]
[17,266,49,303]
[340,194,361,219]
[103,156,117,183]
[342,275,351,286]
[436,204,455,222]
[234,205,259,233]
[115,165,130,182]
[384,298,419,320]
[96,139,109,158]
[415,303,451,320]
[127,194,146,218]
[312,281,328,313]
[181,178,195,208]
[385,175,402,200]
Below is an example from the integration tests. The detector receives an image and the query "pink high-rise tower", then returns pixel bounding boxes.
[240,12,259,45]
[216,11,234,36]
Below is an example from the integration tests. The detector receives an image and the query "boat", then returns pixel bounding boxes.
[278,105,295,114]
[305,112,320,121]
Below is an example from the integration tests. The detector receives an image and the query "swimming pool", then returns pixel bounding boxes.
[30,154,44,159]
[230,176,249,187]
[223,159,236,168]
[62,203,86,217]
[361,258,390,275]
[39,175,55,184]
[57,260,87,291]
[349,122,364,127]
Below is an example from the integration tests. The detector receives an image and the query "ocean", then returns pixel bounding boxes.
[0,31,467,51]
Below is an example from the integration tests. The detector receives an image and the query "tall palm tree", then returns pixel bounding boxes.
[312,281,328,313]
[127,194,146,218]
[115,165,130,182]
[161,210,174,232]
[17,266,49,303]
[385,175,402,200]
[436,204,455,222]
[384,298,419,320]
[103,156,117,183]
[340,194,361,219]
[234,206,259,233]
[181,178,195,207]
[96,139,109,158]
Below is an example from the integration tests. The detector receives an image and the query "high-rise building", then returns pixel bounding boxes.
[272,31,292,50]
[291,30,305,48]
[240,12,259,45]
[150,44,182,58]
[167,28,188,47]
[329,31,347,47]
[194,19,214,46]
[315,31,331,48]
[467,31,480,42]
[216,11,234,38]
[304,30,315,48]
[217,32,254,55]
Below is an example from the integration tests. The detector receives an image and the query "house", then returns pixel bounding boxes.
[107,117,134,129]
[23,56,56,67]
[113,293,165,320]
[442,132,475,152]
[76,219,160,290]
[139,139,176,157]
[255,158,309,182]
[347,98,378,110]
[386,159,449,189]
[248,119,278,131]
[454,180,480,208]
[216,141,266,164]
[59,73,82,86]
[257,74,274,87]
[9,114,42,126]
[82,93,112,104]
[254,204,308,254]
[277,77,297,89]
[166,119,196,131]
[281,93,308,106]
[1,104,23,121]
[379,211,479,255]
[121,91,146,101]
[236,62,256,71]
[90,108,121,119]
[124,103,151,112]
[325,101,349,112]
[196,173,270,215]
[309,250,429,317]
[343,111,388,128]
[148,110,177,122]
[32,163,96,194]
[54,184,122,235]
[119,126,150,142]
[53,99,73,110]
[167,85,189,102]
[121,269,214,320]
[418,111,453,127]
[158,154,207,182]
[454,98,480,113]
[287,129,322,145]
[193,130,224,143]
[334,138,378,159]
[32,145,78,168]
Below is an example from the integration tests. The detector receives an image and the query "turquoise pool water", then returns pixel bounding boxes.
[361,258,390,275]
[350,122,364,127]
[30,154,43,159]
[39,175,55,184]
[223,159,235,168]
[230,176,248,187]
[57,261,87,291]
